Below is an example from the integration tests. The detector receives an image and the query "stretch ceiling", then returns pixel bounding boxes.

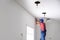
[16,0,60,21]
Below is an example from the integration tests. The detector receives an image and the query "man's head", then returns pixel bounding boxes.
[40,18,44,23]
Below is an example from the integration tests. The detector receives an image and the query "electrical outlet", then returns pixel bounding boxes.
[21,33,23,37]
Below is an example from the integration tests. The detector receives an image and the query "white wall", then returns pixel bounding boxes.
[0,0,35,40]
[35,24,40,40]
[46,19,60,40]
[35,19,60,40]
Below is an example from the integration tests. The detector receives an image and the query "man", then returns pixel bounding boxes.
[40,18,46,40]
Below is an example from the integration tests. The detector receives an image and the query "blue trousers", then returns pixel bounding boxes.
[40,31,46,40]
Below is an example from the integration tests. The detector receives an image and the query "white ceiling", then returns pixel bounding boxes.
[16,0,60,20]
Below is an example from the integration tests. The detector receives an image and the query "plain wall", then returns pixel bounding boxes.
[0,0,35,40]
[35,19,60,40]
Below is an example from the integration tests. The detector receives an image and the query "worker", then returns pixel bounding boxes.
[39,18,46,40]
